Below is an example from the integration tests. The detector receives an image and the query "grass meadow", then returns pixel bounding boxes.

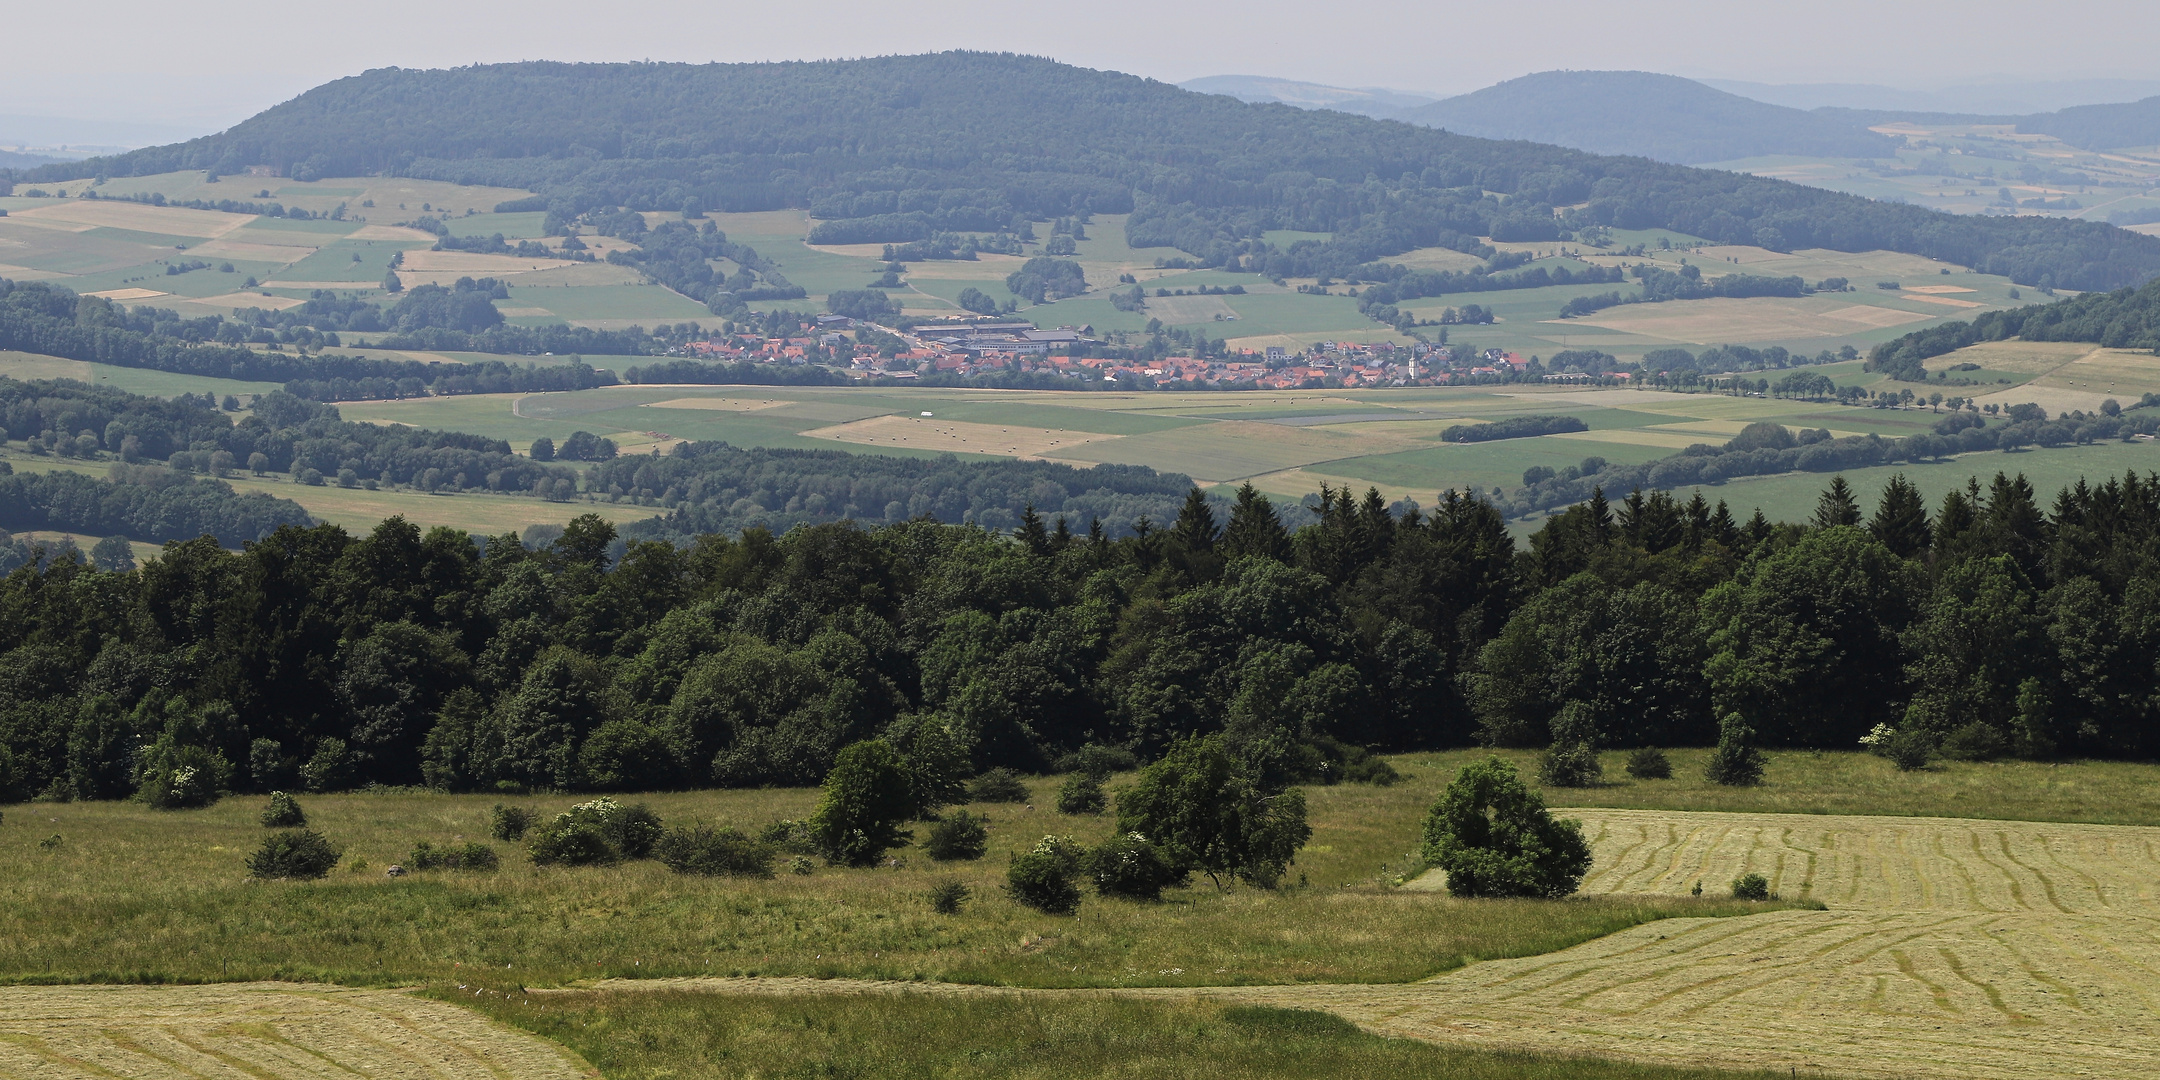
[0,768,1795,990]
[461,988,1806,1080]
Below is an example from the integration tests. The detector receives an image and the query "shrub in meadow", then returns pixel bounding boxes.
[1624,748,1672,780]
[408,841,500,871]
[809,740,915,866]
[656,823,776,878]
[927,879,970,914]
[759,819,818,854]
[1704,713,1767,786]
[247,829,342,879]
[969,767,1031,804]
[1055,772,1106,815]
[529,798,661,866]
[1883,727,1936,772]
[490,804,535,841]
[1421,756,1591,898]
[260,791,306,827]
[137,739,230,810]
[1054,744,1136,780]
[1083,832,1187,900]
[1115,734,1309,889]
[1731,872,1772,900]
[1006,835,1084,914]
[924,809,989,861]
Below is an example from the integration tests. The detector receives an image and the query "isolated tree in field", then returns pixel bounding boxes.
[1114,734,1309,888]
[809,739,915,866]
[1704,712,1767,786]
[1421,756,1591,898]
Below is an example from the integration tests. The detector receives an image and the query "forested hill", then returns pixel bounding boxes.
[15,53,2160,291]
[1399,71,1898,165]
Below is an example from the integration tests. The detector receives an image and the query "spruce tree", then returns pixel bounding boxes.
[1868,474,1932,557]
[1813,476,1861,529]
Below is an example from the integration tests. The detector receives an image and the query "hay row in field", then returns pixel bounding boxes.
[0,982,593,1079]
[1561,809,2160,914]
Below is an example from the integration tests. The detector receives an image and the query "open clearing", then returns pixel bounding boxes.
[0,982,592,1079]
[1564,297,1935,342]
[802,413,1123,457]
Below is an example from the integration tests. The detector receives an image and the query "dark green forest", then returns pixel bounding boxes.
[15,54,2159,292]
[5,462,2160,805]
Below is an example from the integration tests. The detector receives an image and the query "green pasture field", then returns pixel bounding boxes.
[469,989,1797,1080]
[447,211,548,239]
[339,382,2155,526]
[503,281,714,326]
[0,766,1801,991]
[0,351,285,397]
[1430,747,2160,827]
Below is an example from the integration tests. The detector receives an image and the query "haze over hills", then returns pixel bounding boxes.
[1703,77,2160,116]
[1392,71,1897,164]
[9,53,2160,291]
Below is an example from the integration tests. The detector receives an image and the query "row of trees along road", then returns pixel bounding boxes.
[5,459,2160,805]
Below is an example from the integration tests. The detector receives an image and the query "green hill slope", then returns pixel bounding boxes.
[14,53,2160,292]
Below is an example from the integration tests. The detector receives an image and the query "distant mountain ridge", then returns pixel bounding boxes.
[15,53,2158,292]
[1395,71,1898,164]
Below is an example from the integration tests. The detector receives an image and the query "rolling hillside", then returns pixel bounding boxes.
[10,53,2160,291]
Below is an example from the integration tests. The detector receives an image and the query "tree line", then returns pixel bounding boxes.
[0,279,623,399]
[9,458,2160,810]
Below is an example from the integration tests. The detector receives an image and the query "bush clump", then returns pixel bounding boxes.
[529,797,661,866]
[1731,872,1772,900]
[1624,748,1672,780]
[1883,727,1935,771]
[260,791,306,827]
[809,739,916,866]
[1006,835,1085,914]
[1083,831,1187,901]
[408,840,500,871]
[928,878,970,914]
[1055,772,1106,815]
[1938,721,2009,762]
[969,767,1031,804]
[247,829,342,880]
[656,823,777,878]
[1704,713,1766,787]
[1054,744,1136,779]
[924,809,990,861]
[489,804,535,841]
[1537,743,1602,788]
[759,819,818,854]
[1421,756,1591,898]
[137,740,231,810]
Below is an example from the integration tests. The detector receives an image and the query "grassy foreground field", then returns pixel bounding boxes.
[460,988,1801,1080]
[0,772,1790,991]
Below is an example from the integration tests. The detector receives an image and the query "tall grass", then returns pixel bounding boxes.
[457,988,1811,1080]
[0,780,1787,988]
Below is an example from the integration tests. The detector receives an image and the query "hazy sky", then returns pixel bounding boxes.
[7,0,2158,141]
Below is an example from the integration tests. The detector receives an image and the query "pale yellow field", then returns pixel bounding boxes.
[0,983,593,1080]
[190,291,306,310]
[1141,294,1239,323]
[348,224,442,242]
[1199,909,2160,1080]
[1924,340,2094,376]
[398,250,576,274]
[802,414,1120,457]
[1546,428,1728,450]
[1562,297,1935,343]
[642,397,796,412]
[80,287,167,301]
[188,238,318,262]
[9,199,254,238]
[1901,292,1986,308]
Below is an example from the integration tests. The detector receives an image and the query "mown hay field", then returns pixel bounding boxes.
[0,982,592,1079]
